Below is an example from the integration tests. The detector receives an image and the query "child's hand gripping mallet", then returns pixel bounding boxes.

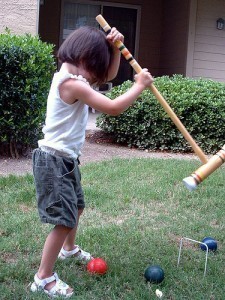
[183,144,225,191]
[96,14,208,164]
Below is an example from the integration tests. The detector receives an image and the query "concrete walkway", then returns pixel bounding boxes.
[86,109,101,131]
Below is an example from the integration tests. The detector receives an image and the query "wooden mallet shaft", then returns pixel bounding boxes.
[183,145,225,191]
[96,14,208,164]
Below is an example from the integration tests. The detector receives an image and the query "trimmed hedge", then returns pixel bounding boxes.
[97,75,225,154]
[0,30,56,157]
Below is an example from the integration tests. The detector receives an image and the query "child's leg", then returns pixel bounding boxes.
[62,208,83,251]
[37,225,72,291]
[58,208,93,261]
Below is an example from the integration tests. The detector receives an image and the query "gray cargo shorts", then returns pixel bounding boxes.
[32,148,85,228]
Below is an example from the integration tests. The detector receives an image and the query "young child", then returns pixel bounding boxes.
[31,26,153,298]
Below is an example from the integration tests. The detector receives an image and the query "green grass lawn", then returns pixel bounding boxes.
[0,158,224,299]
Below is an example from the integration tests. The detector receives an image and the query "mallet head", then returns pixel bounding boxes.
[183,145,225,191]
[182,176,198,191]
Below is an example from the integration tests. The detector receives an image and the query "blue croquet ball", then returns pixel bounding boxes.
[144,265,164,283]
[200,237,217,251]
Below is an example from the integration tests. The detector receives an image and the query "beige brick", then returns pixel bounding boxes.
[0,0,38,35]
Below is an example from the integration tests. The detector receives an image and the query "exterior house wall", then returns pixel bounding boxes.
[0,0,38,35]
[192,0,225,82]
[39,0,163,76]
[159,0,190,76]
[39,0,61,54]
[0,0,224,82]
[138,1,163,76]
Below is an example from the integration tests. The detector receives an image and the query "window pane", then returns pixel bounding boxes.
[63,2,100,40]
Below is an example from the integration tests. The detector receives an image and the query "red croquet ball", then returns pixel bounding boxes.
[87,258,108,275]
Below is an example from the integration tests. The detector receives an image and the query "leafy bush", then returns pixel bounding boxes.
[97,75,225,154]
[0,30,56,158]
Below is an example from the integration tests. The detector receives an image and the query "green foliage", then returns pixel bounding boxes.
[0,31,56,157]
[97,75,225,154]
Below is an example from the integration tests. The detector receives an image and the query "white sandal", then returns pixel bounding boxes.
[58,245,93,262]
[30,272,73,298]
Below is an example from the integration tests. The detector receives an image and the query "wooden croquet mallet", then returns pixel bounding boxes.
[96,15,208,164]
[183,145,225,191]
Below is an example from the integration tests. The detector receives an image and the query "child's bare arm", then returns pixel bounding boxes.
[60,69,153,116]
[106,27,124,81]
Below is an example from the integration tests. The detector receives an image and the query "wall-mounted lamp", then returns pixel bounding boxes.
[216,18,224,30]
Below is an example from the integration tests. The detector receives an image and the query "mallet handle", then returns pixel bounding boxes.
[96,14,208,164]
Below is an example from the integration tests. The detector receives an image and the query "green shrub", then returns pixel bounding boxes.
[97,75,225,154]
[0,30,56,158]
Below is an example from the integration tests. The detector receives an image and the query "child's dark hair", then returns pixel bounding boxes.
[57,26,113,85]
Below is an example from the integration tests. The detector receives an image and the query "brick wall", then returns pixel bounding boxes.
[0,0,38,35]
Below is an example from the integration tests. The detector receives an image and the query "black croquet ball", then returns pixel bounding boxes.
[200,237,217,251]
[144,265,164,283]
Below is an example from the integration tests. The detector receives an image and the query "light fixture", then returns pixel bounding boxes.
[40,0,45,5]
[216,18,224,30]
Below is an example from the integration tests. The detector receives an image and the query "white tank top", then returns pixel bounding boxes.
[38,71,89,159]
